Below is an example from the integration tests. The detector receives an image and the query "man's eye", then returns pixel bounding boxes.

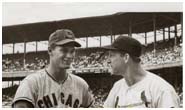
[70,50,75,54]
[69,49,74,53]
[61,48,75,54]
[60,48,66,52]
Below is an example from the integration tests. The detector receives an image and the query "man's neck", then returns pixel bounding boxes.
[124,64,146,86]
[47,64,67,83]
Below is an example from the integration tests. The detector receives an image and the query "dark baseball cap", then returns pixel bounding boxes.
[48,29,81,47]
[103,36,142,58]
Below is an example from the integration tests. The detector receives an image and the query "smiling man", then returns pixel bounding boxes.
[12,29,94,108]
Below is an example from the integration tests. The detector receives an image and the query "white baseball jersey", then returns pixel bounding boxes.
[12,69,94,108]
[104,72,180,108]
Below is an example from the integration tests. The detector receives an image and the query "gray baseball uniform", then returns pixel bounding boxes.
[12,69,94,108]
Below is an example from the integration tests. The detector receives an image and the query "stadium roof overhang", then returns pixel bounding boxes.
[3,12,182,44]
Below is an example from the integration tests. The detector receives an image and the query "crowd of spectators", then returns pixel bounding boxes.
[93,88,109,107]
[2,57,48,72]
[2,45,182,72]
[72,51,108,68]
[141,45,182,66]
[2,58,24,72]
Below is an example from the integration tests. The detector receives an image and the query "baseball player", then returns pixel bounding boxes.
[103,36,180,108]
[12,29,94,108]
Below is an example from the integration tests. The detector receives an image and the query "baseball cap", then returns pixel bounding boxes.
[103,36,142,58]
[48,29,81,47]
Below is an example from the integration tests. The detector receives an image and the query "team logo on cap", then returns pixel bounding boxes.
[65,30,75,39]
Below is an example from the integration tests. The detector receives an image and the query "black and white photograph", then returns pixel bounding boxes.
[2,2,183,108]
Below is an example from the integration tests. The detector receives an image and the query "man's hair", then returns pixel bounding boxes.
[131,56,141,63]
[119,51,141,63]
[49,43,57,50]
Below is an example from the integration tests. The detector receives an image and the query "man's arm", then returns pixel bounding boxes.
[12,75,38,108]
[103,85,117,108]
[157,90,180,108]
[13,100,34,108]
[81,82,95,108]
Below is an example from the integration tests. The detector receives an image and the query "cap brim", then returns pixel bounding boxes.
[97,45,118,60]
[102,45,118,50]
[55,39,81,47]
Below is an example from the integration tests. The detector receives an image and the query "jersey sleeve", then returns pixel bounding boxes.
[12,75,38,107]
[103,84,117,108]
[157,89,180,108]
[81,83,94,107]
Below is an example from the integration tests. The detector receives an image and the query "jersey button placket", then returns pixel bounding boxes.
[125,88,131,106]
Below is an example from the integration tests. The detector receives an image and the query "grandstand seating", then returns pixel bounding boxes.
[2,44,182,72]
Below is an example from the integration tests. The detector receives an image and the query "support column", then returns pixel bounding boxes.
[145,32,147,45]
[180,13,183,43]
[129,21,132,37]
[86,37,88,48]
[8,81,9,88]
[13,43,15,54]
[111,35,113,44]
[168,27,171,40]
[163,28,165,42]
[2,44,3,54]
[23,40,27,69]
[36,41,38,53]
[153,15,157,55]
[110,21,113,43]
[100,36,102,47]
[174,25,177,46]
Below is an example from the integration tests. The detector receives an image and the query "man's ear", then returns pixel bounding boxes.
[124,53,130,63]
[48,47,52,56]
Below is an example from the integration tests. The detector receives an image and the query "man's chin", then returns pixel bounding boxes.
[111,70,122,76]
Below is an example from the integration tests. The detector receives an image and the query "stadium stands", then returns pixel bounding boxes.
[2,44,182,72]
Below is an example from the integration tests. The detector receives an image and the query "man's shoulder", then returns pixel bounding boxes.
[146,72,174,91]
[69,73,88,86]
[147,72,169,84]
[69,73,86,82]
[113,78,125,88]
[24,69,46,82]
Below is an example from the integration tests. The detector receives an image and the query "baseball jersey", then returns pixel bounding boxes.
[104,72,180,108]
[12,69,94,108]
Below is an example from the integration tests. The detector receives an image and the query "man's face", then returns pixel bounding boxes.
[50,45,75,69]
[108,50,127,76]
